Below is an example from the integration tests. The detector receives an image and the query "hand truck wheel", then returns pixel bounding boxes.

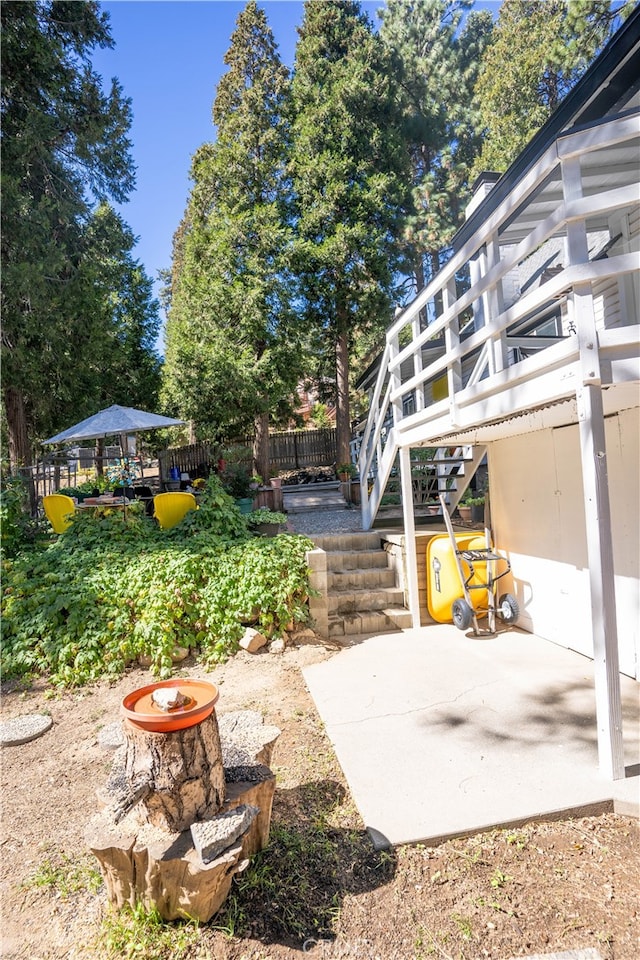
[452,598,473,631]
[497,593,519,623]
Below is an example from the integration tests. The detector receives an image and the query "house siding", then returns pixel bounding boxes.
[488,406,639,678]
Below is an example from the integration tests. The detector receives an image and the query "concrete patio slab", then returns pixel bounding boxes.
[302,626,639,849]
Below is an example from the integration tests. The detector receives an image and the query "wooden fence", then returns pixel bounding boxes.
[266,428,337,470]
[158,441,218,481]
[158,429,337,480]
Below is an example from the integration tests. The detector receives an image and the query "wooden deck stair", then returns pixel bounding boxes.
[310,532,412,641]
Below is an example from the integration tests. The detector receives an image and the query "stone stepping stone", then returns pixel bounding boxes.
[0,714,53,747]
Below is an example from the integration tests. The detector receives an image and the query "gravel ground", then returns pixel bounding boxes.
[286,506,366,536]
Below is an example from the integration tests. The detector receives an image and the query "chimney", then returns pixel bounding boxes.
[465,171,501,220]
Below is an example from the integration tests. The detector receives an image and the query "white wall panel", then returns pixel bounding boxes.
[489,407,639,677]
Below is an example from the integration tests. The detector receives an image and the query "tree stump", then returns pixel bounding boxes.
[106,713,225,833]
[89,707,281,921]
[87,812,252,922]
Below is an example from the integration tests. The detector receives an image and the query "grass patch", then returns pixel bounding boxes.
[23,852,102,900]
[99,902,201,960]
[215,786,396,947]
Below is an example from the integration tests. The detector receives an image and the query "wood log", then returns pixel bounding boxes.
[114,713,225,833]
[86,810,248,922]
[222,766,277,859]
[88,770,276,920]
[88,709,279,921]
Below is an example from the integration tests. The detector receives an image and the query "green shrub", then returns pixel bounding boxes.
[1,482,313,686]
[247,508,287,527]
[173,474,249,539]
[220,462,254,499]
[0,476,48,558]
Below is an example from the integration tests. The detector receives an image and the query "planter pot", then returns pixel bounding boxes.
[253,487,275,510]
[350,481,361,505]
[458,505,472,521]
[255,522,281,537]
[235,497,253,515]
[471,504,485,523]
[270,478,283,511]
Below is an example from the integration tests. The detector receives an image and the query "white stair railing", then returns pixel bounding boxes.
[357,111,639,529]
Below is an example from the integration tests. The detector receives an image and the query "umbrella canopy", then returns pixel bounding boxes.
[43,405,186,445]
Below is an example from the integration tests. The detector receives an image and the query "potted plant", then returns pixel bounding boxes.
[457,494,473,522]
[247,508,287,537]
[467,495,485,523]
[220,462,254,513]
[336,462,357,481]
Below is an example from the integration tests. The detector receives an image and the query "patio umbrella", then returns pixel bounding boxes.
[42,404,186,445]
[43,405,187,519]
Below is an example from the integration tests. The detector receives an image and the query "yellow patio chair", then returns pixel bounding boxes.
[153,492,197,530]
[42,494,76,534]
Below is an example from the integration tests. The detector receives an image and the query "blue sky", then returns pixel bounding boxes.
[92,1,499,353]
[92,1,383,352]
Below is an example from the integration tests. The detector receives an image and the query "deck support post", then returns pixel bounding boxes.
[399,446,420,627]
[563,155,625,780]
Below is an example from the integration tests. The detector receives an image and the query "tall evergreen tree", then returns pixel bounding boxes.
[18,202,162,447]
[471,0,636,175]
[85,204,162,412]
[162,1,300,480]
[1,1,139,467]
[379,0,494,294]
[290,0,411,465]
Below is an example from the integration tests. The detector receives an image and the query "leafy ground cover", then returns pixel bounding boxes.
[1,476,312,686]
[1,647,638,960]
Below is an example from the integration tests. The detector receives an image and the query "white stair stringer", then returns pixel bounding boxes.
[361,426,400,531]
[444,444,487,513]
[361,431,487,529]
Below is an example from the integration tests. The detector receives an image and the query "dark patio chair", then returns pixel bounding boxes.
[112,486,135,500]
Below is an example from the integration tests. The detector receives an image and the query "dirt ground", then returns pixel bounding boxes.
[1,642,638,960]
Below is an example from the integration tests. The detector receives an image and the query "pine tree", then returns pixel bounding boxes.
[471,0,635,175]
[290,0,411,465]
[1,1,142,467]
[379,0,494,293]
[162,1,300,480]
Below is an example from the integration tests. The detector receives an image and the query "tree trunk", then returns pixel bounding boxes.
[3,385,30,471]
[253,410,270,484]
[106,713,226,834]
[88,708,280,922]
[335,319,351,468]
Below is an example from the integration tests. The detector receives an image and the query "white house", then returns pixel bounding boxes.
[356,9,640,780]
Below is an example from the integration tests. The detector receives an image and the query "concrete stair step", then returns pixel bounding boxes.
[326,550,390,571]
[328,607,413,639]
[328,567,396,590]
[311,532,383,553]
[328,586,406,615]
[285,493,346,513]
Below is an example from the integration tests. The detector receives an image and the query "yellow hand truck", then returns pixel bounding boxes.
[439,493,519,635]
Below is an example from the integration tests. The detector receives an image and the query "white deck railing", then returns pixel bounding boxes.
[358,111,640,529]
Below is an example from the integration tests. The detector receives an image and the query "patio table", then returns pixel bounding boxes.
[76,498,127,511]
